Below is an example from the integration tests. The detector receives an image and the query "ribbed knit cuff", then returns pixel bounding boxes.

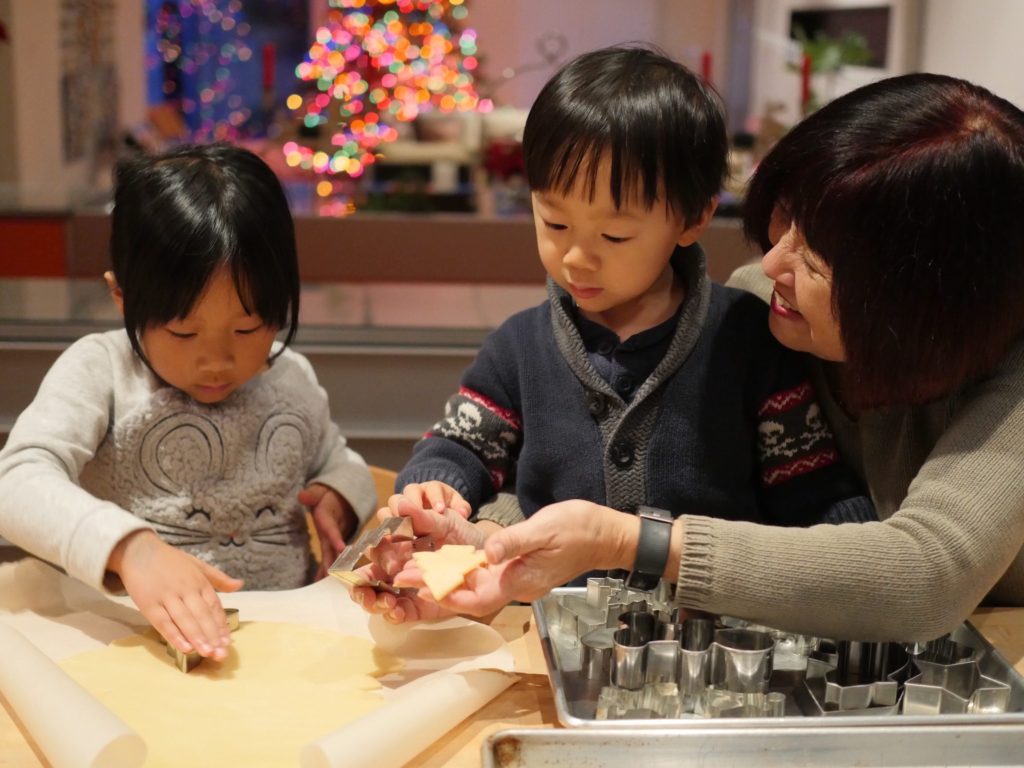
[472,492,524,528]
[675,516,716,609]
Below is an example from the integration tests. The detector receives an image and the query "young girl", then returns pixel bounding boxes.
[0,144,375,661]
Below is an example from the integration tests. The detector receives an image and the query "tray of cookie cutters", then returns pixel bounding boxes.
[533,579,1024,730]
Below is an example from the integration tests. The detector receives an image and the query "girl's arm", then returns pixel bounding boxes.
[0,335,150,587]
[0,333,242,657]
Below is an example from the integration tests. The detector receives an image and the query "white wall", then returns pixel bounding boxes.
[8,0,66,206]
[4,0,142,208]
[749,0,922,127]
[919,0,1024,108]
[0,0,14,184]
[747,0,1024,128]
[468,0,729,109]
[115,1,145,136]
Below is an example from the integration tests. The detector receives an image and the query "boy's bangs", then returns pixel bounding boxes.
[533,137,661,212]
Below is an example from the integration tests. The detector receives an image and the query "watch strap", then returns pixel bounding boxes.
[627,505,673,591]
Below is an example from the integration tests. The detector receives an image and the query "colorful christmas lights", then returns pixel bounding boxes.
[284,0,491,177]
[148,0,254,142]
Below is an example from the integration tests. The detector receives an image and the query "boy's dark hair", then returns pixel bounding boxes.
[744,73,1024,408]
[110,143,300,360]
[522,45,727,226]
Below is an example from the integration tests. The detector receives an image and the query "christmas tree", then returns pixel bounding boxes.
[282,0,490,178]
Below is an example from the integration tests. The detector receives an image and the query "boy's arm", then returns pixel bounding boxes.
[397,329,523,510]
[753,348,876,526]
[0,336,151,589]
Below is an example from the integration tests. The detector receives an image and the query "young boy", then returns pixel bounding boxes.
[363,46,871,610]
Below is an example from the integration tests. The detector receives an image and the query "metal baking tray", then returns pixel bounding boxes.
[482,724,1024,767]
[534,586,1024,730]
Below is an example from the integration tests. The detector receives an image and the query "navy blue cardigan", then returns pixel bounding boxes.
[398,246,872,545]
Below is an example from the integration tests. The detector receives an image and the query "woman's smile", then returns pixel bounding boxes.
[770,289,802,318]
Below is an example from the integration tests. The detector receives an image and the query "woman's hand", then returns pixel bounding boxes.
[351,497,489,623]
[298,483,357,580]
[357,482,474,586]
[107,530,244,658]
[400,500,640,616]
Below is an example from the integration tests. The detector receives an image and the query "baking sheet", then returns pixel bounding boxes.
[535,587,1024,729]
[482,725,1024,767]
[0,558,515,767]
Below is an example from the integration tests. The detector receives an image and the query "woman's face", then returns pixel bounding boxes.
[761,207,845,361]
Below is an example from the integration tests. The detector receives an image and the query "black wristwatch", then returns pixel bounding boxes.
[625,505,673,591]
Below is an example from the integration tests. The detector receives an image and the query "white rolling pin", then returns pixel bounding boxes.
[300,669,515,768]
[0,623,146,768]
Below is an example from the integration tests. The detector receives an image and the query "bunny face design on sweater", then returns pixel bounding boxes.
[83,386,322,589]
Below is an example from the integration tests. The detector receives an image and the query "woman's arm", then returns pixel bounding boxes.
[675,341,1024,641]
[452,341,1024,640]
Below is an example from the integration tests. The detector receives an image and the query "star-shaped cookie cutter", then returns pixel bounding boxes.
[903,657,1011,715]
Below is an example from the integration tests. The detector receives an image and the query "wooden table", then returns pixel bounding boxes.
[2,606,1022,767]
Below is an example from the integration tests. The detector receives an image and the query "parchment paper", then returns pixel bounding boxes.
[0,558,515,767]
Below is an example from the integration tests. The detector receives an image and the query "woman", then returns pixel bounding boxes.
[360,73,1024,642]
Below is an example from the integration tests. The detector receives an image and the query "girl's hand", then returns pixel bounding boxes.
[107,530,244,658]
[299,483,358,580]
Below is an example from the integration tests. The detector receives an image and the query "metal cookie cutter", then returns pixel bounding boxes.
[709,627,775,694]
[329,516,440,596]
[803,640,909,716]
[328,517,406,595]
[161,607,240,673]
[903,656,1011,715]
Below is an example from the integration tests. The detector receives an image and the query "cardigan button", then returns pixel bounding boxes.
[585,391,608,417]
[610,441,635,468]
[615,376,635,396]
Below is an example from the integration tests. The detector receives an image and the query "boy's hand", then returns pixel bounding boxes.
[351,498,489,623]
[299,483,358,580]
[384,481,472,522]
[108,529,243,659]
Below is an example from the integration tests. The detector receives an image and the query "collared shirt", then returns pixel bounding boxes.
[573,304,684,404]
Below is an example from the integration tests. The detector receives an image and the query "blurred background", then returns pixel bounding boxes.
[0,0,1021,467]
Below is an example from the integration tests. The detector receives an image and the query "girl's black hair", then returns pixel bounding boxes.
[522,45,727,225]
[744,73,1024,408]
[109,143,299,361]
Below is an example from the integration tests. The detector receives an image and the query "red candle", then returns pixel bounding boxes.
[700,50,712,84]
[800,52,812,109]
[262,43,276,91]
